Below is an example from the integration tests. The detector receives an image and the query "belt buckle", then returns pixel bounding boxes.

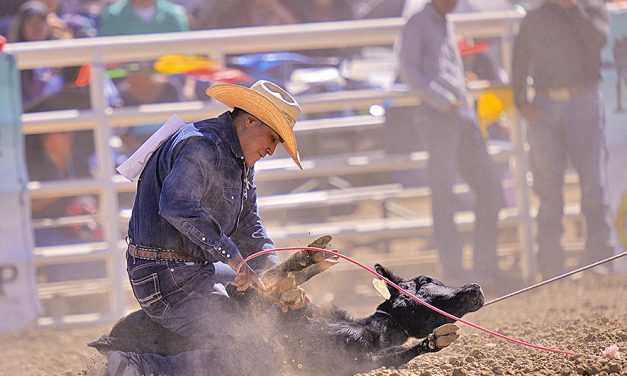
[548,88,571,102]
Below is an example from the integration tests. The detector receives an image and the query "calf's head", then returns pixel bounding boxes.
[374,264,484,338]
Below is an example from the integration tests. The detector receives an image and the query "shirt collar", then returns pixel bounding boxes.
[217,111,245,161]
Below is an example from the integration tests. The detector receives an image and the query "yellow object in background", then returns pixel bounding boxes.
[477,87,514,138]
[153,54,219,75]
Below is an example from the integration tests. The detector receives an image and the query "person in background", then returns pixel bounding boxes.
[8,0,66,110]
[40,0,99,39]
[38,0,73,39]
[292,0,355,23]
[0,0,25,18]
[512,0,616,279]
[61,0,107,32]
[197,0,299,29]
[0,0,26,36]
[26,130,105,283]
[108,80,308,375]
[399,0,508,290]
[119,61,181,106]
[169,0,211,30]
[98,0,189,36]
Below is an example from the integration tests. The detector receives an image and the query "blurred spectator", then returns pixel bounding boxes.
[8,1,66,110]
[170,0,213,30]
[0,0,25,17]
[38,0,73,39]
[512,0,616,278]
[360,0,405,19]
[41,0,99,39]
[61,0,106,31]
[119,61,181,106]
[27,131,95,224]
[198,0,299,29]
[99,0,189,36]
[26,130,106,282]
[26,64,92,112]
[399,0,507,288]
[291,0,355,23]
[27,133,105,281]
[0,0,25,36]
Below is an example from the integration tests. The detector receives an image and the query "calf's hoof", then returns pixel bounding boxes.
[426,323,460,350]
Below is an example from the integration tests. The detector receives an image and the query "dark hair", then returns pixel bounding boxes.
[231,107,249,119]
[9,0,49,43]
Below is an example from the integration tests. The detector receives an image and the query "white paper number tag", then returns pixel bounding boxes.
[117,114,186,181]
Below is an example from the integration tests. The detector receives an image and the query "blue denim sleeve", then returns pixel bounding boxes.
[158,139,240,263]
[230,169,280,272]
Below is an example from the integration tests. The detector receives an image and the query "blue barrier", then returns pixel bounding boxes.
[0,40,41,332]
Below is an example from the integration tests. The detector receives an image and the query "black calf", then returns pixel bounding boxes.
[90,264,484,375]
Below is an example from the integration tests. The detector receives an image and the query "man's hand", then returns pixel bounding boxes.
[447,99,464,114]
[228,255,266,292]
[519,103,544,124]
[447,96,473,114]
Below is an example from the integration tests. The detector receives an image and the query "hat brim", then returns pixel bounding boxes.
[206,83,301,169]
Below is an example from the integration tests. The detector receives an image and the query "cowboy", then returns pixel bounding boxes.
[108,80,307,376]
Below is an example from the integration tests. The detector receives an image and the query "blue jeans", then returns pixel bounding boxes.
[416,106,504,279]
[528,88,615,273]
[126,254,278,375]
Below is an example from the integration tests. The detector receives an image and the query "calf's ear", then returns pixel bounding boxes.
[374,264,403,285]
[374,264,403,299]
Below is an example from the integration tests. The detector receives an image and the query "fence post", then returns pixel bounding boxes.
[89,53,126,320]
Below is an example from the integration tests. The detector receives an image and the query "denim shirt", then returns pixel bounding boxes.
[128,112,278,270]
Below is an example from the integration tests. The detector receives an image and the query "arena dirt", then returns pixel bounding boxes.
[0,271,625,376]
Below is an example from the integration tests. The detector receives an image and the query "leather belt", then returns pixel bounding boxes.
[127,243,203,263]
[536,84,595,102]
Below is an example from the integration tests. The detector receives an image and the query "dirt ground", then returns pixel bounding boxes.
[0,271,625,376]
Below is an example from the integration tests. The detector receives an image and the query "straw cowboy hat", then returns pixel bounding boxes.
[206,80,302,169]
